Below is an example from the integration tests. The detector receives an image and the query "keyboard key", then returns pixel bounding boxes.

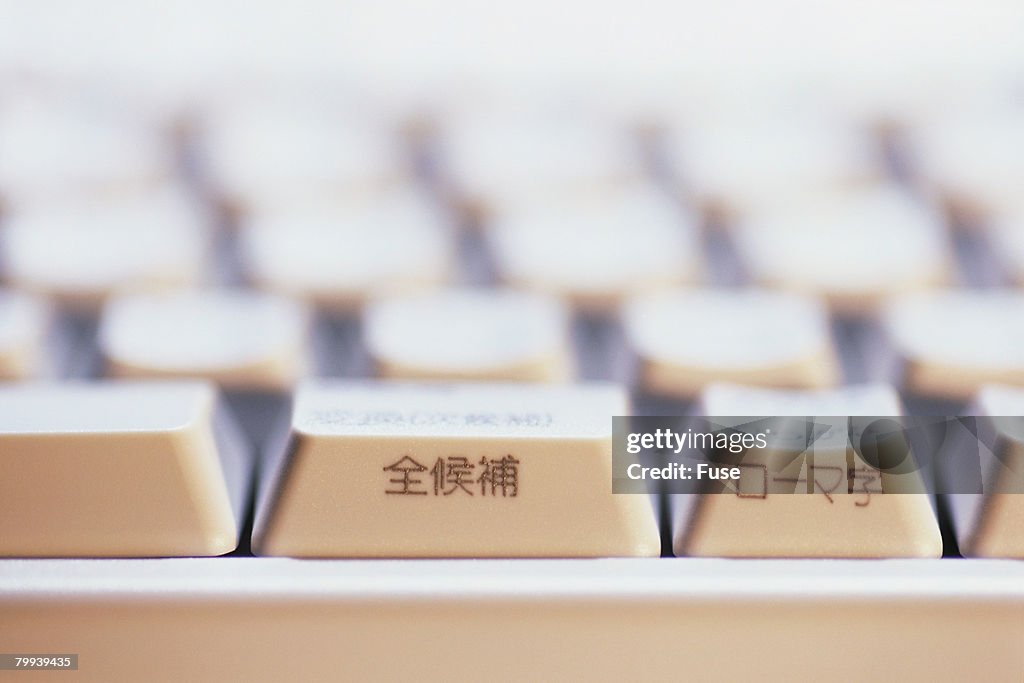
[0,291,51,380]
[2,191,209,308]
[0,93,173,203]
[489,186,701,312]
[909,108,1024,220]
[884,290,1024,399]
[253,381,659,557]
[949,385,1024,558]
[735,187,952,312]
[666,114,880,221]
[672,383,941,557]
[0,381,249,556]
[239,191,453,311]
[624,289,839,398]
[200,97,407,213]
[99,290,312,390]
[364,289,572,382]
[440,107,642,218]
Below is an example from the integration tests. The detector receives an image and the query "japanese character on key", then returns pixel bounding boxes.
[383,455,429,495]
[431,456,475,496]
[478,455,520,497]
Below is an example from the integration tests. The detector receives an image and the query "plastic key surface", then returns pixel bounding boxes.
[0,381,249,557]
[253,381,659,557]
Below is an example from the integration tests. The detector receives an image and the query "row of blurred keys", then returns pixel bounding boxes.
[0,84,1022,402]
[2,283,1022,402]
[1,84,1023,220]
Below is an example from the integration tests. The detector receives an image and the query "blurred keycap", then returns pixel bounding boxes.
[364,288,572,382]
[99,289,312,390]
[0,91,175,204]
[199,94,410,214]
[2,190,210,309]
[439,104,644,219]
[735,186,952,312]
[625,288,840,398]
[908,106,1024,222]
[665,111,882,222]
[884,290,1024,400]
[238,190,454,311]
[489,185,701,312]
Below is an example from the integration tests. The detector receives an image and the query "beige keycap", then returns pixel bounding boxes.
[884,290,1024,399]
[949,385,1024,558]
[909,108,1024,220]
[239,191,454,310]
[440,107,642,218]
[200,98,407,212]
[672,383,941,557]
[364,289,572,382]
[624,289,839,398]
[253,381,659,557]
[735,187,952,312]
[666,114,880,221]
[2,191,209,308]
[0,381,248,557]
[0,94,172,203]
[0,291,51,380]
[99,290,312,390]
[2,559,1022,682]
[489,186,701,312]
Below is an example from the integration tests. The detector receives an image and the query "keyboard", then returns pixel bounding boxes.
[3,2,1024,681]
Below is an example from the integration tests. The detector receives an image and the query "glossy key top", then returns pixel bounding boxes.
[735,186,952,312]
[200,95,408,213]
[253,381,659,557]
[624,289,839,398]
[0,381,249,557]
[2,190,210,308]
[489,186,701,312]
[440,106,642,219]
[99,289,312,390]
[239,191,453,311]
[363,288,572,382]
[665,113,881,221]
[884,290,1024,400]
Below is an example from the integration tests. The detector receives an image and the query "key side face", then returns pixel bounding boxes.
[253,381,660,557]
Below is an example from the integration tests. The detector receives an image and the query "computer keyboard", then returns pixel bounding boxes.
[3,14,1024,679]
